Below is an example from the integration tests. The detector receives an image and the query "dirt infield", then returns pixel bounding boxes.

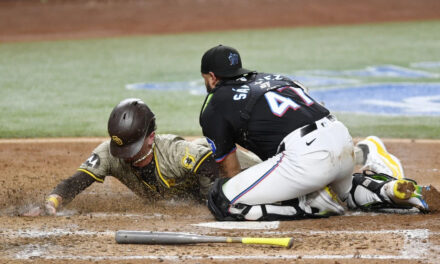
[2,0,440,263]
[1,138,440,263]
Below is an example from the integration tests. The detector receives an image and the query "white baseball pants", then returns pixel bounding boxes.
[223,116,355,205]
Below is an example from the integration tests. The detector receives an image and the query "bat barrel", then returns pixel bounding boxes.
[115,231,293,248]
[115,231,226,245]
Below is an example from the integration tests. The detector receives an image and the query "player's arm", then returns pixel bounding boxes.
[200,101,241,177]
[50,170,97,206]
[217,150,241,178]
[193,155,219,200]
[23,171,97,216]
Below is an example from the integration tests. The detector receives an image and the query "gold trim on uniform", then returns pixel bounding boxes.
[193,151,213,173]
[77,168,104,183]
[141,180,157,192]
[181,147,196,170]
[153,147,171,188]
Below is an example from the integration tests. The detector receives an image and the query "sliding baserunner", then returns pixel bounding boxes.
[25,98,261,216]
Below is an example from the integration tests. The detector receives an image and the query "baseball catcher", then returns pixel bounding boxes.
[25,98,261,216]
[199,45,439,221]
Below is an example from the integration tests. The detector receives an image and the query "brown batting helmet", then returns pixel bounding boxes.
[108,98,155,159]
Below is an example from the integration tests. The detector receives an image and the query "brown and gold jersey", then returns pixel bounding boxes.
[78,134,213,200]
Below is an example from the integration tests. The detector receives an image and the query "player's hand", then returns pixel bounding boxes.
[22,194,62,216]
[44,194,62,215]
[44,199,58,215]
[23,205,44,217]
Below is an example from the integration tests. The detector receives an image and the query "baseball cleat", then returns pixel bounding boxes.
[356,136,405,179]
[384,179,437,213]
[307,186,345,216]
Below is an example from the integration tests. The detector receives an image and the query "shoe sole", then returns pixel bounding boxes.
[366,137,404,179]
[394,179,415,200]
[394,181,440,213]
[322,187,344,215]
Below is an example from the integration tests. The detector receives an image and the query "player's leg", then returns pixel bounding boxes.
[346,170,434,212]
[319,120,356,202]
[347,136,435,212]
[221,118,353,204]
[355,136,405,178]
[208,116,354,221]
[208,177,344,221]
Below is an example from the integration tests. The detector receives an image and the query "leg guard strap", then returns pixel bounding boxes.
[207,178,323,221]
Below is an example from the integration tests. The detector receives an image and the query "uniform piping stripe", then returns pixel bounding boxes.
[77,169,104,183]
[201,93,213,113]
[215,147,237,163]
[153,147,170,188]
[193,151,213,173]
[141,180,156,192]
[230,154,285,204]
[367,138,402,178]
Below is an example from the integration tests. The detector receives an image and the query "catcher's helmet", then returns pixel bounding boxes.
[108,98,155,159]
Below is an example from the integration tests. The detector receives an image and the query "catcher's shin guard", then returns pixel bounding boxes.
[228,197,333,221]
[347,170,432,212]
[208,179,332,221]
[347,170,402,210]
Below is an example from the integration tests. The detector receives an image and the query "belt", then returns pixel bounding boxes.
[300,122,317,137]
[300,114,335,137]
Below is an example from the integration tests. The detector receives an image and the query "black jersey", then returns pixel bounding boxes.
[199,72,330,161]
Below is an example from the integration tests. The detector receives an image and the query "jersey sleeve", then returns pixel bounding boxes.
[153,135,213,188]
[78,141,112,183]
[200,102,237,162]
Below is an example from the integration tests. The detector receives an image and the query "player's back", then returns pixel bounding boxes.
[224,73,329,160]
[200,73,329,161]
[245,81,329,160]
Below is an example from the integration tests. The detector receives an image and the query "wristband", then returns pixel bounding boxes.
[46,195,60,209]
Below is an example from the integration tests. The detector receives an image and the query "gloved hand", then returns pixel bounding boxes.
[22,194,62,216]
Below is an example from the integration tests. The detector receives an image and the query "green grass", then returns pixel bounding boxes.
[1,20,440,138]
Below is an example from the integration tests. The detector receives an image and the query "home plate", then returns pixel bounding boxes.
[193,221,280,230]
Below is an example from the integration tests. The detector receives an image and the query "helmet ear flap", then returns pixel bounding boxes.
[146,118,156,136]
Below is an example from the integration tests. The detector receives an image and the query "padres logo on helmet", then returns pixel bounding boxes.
[107,98,155,159]
[111,135,123,146]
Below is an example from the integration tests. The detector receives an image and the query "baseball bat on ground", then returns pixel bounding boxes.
[115,230,293,248]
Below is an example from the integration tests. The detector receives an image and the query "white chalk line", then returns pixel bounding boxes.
[55,211,167,218]
[3,227,438,261]
[193,221,280,229]
[0,228,114,238]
